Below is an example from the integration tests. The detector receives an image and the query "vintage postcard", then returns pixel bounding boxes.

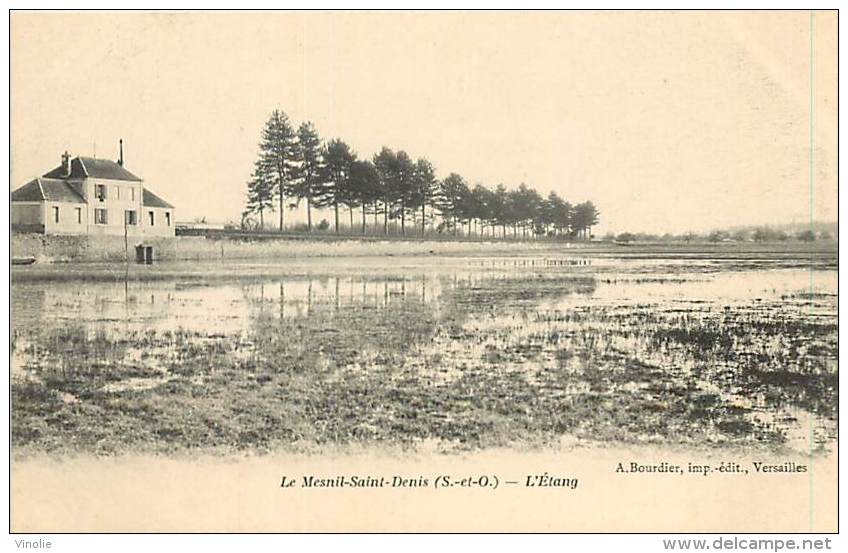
[9,10,838,534]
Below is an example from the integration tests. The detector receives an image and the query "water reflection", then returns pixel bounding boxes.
[9,256,839,454]
[247,275,441,320]
[11,269,605,337]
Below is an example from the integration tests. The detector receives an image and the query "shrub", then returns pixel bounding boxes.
[752,227,778,242]
[708,231,729,243]
[796,229,816,242]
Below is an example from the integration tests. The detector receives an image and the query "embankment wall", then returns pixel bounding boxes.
[10,232,559,262]
[11,233,178,262]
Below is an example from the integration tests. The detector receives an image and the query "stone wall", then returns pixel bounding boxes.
[12,231,594,263]
[11,232,177,262]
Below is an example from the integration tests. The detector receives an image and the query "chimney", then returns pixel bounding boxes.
[61,151,71,177]
[118,139,124,166]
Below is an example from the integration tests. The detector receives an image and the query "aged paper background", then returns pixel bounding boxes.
[10,10,838,532]
[10,10,837,231]
[11,449,838,532]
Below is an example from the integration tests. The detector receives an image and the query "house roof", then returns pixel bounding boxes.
[43,156,143,182]
[143,188,174,208]
[11,178,86,204]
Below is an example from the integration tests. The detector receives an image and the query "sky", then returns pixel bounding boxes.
[10,11,837,234]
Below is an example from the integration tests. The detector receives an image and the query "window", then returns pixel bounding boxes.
[94,184,107,200]
[52,206,59,223]
[125,210,137,226]
[148,211,155,226]
[131,188,135,201]
[165,212,171,226]
[95,208,108,225]
[116,187,121,200]
[75,207,82,223]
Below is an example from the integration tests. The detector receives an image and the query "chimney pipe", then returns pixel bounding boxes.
[61,151,71,177]
[118,139,124,166]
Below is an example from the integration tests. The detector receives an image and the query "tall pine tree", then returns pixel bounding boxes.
[412,158,436,235]
[245,160,274,229]
[320,139,356,234]
[259,110,298,231]
[347,160,381,235]
[292,121,325,232]
[372,147,396,235]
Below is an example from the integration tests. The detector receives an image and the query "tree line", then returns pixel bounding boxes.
[244,109,600,239]
[609,228,832,244]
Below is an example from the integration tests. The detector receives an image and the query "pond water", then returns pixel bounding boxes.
[10,253,838,455]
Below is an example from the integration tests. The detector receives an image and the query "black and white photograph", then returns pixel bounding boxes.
[7,8,839,536]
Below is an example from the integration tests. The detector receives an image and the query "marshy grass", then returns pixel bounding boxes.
[10,255,838,457]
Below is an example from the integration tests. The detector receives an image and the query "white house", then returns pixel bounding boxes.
[11,148,175,237]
